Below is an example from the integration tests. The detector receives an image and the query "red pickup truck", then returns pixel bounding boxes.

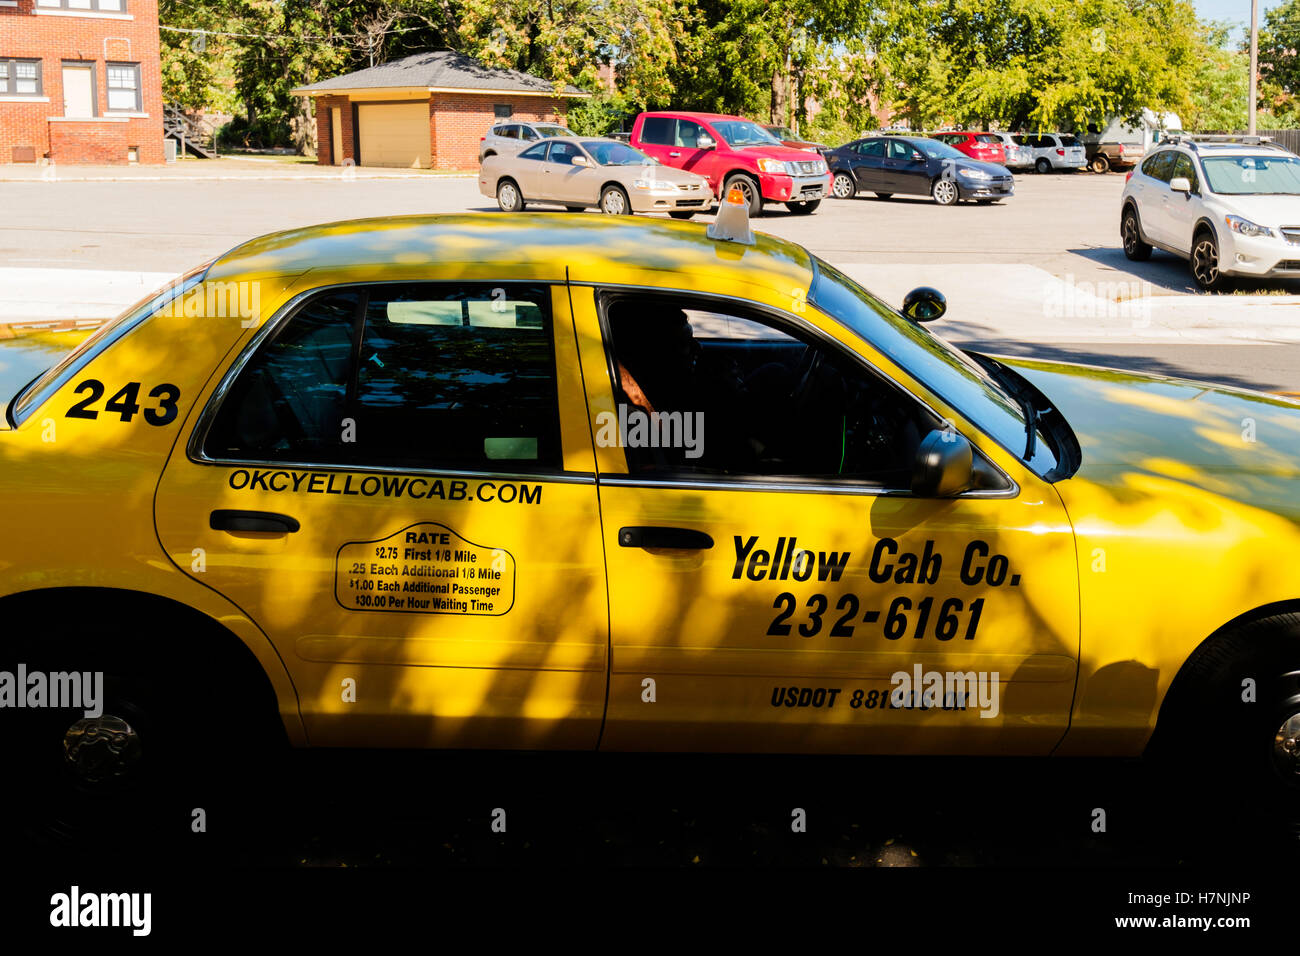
[630,111,832,216]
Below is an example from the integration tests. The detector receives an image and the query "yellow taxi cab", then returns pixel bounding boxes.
[3,191,1300,805]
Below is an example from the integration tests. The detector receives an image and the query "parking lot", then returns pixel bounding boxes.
[3,166,1298,390]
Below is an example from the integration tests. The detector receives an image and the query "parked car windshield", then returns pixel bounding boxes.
[533,125,573,138]
[767,126,797,140]
[809,258,1060,474]
[712,120,782,146]
[583,141,659,166]
[1202,155,1300,195]
[916,139,966,160]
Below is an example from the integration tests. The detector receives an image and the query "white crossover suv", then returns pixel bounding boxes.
[1120,136,1300,291]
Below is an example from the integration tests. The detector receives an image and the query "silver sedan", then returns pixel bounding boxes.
[479,137,715,217]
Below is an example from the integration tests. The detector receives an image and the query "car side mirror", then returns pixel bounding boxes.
[1169,176,1191,193]
[902,286,947,323]
[910,151,924,162]
[698,135,716,150]
[912,429,974,497]
[571,155,589,166]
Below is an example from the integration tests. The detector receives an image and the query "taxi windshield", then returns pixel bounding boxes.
[713,120,783,147]
[583,141,657,166]
[809,258,1057,474]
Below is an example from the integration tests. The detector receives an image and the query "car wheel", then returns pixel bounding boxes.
[1191,228,1232,291]
[723,174,763,216]
[1091,155,1111,174]
[600,185,632,215]
[1148,613,1300,806]
[831,172,856,199]
[931,178,959,206]
[5,611,284,847]
[1121,206,1153,261]
[874,192,893,200]
[668,210,696,220]
[786,199,820,214]
[1035,158,1051,174]
[497,179,525,213]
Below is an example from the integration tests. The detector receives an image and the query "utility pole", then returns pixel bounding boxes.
[1249,0,1259,135]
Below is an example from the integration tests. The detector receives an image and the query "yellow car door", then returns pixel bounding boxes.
[154,279,607,749]
[568,276,1080,756]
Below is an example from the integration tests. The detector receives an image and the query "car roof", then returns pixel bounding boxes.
[206,214,816,294]
[640,111,748,122]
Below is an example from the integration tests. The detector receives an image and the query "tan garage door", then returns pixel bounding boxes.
[357,102,430,168]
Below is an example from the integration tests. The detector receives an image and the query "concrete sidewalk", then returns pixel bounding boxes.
[0,158,475,182]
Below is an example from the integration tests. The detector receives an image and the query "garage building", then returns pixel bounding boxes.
[294,49,591,170]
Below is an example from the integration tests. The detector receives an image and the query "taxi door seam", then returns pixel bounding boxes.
[566,269,614,750]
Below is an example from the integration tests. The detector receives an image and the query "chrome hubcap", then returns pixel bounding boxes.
[499,184,517,209]
[603,191,625,214]
[1274,713,1300,777]
[64,714,142,784]
[934,180,957,204]
[1193,240,1218,285]
[833,175,852,198]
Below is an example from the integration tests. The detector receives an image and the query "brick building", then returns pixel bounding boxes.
[0,0,164,164]
[294,49,591,170]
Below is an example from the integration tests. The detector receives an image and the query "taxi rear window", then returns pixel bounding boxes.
[202,282,562,473]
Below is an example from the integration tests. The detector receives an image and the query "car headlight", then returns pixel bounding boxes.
[632,179,677,191]
[757,158,788,174]
[958,167,992,180]
[1225,215,1274,238]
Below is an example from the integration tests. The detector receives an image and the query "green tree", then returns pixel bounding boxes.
[1185,21,1249,131]
[871,0,1198,131]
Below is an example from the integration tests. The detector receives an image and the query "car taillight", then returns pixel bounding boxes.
[1125,170,1134,183]
[480,136,485,141]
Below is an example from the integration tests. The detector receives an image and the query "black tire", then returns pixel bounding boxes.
[668,210,696,220]
[786,199,820,214]
[931,177,959,206]
[1148,613,1300,805]
[1035,157,1051,174]
[1121,206,1153,261]
[831,172,856,199]
[496,179,525,212]
[723,173,763,216]
[1091,154,1111,174]
[1191,227,1232,291]
[874,192,893,200]
[3,604,286,849]
[600,184,632,215]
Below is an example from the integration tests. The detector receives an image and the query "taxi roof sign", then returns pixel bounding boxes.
[706,185,756,245]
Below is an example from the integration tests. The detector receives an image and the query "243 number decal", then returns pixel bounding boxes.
[65,380,181,426]
[767,592,985,641]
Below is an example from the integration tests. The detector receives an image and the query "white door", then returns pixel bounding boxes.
[331,107,343,165]
[357,102,430,168]
[62,65,94,118]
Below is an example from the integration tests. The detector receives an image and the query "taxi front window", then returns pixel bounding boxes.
[809,258,1057,474]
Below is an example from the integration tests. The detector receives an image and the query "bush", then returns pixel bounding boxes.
[216,115,294,151]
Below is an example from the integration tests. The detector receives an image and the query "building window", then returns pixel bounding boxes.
[37,0,126,10]
[0,59,43,96]
[493,104,513,119]
[106,62,141,111]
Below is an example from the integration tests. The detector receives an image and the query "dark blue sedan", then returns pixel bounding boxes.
[826,135,1015,206]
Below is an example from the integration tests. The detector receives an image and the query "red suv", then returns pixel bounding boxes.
[630,111,831,215]
[931,131,1007,166]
